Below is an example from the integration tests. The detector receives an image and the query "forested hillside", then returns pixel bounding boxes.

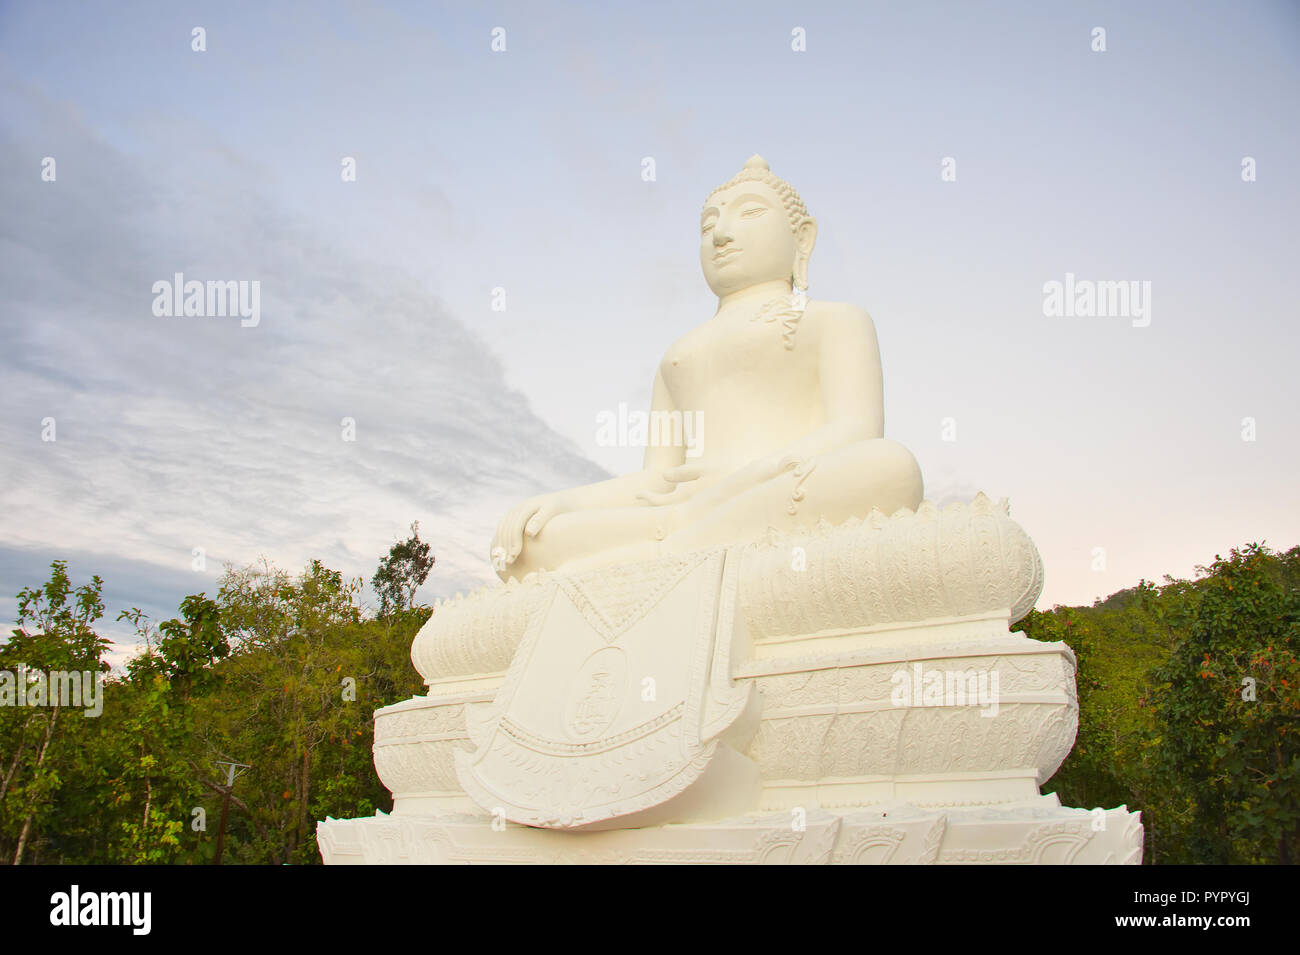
[2,533,1296,864]
[1016,543,1299,864]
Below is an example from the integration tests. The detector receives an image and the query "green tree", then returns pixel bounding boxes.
[371,521,434,616]
[210,559,365,863]
[105,596,230,863]
[0,561,109,863]
[1148,543,1300,863]
[3,548,433,864]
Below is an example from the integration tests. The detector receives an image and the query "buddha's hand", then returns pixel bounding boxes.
[638,455,800,513]
[748,451,804,483]
[634,465,721,506]
[491,492,576,567]
[704,452,802,495]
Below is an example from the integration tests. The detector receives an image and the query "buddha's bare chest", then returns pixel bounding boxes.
[661,312,819,412]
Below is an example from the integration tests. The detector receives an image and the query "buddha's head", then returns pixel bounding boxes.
[700,155,817,297]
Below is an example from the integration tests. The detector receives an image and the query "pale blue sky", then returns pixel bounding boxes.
[1,0,1297,657]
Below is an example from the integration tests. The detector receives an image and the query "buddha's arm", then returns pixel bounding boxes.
[779,304,885,459]
[564,467,672,510]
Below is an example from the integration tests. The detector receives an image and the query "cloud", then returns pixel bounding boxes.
[0,77,609,643]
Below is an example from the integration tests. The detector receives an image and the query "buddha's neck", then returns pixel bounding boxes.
[715,279,793,316]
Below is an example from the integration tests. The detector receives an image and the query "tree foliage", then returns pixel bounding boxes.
[2,539,1295,864]
[1,554,425,865]
[1015,542,1299,864]
[371,521,434,617]
[0,561,109,864]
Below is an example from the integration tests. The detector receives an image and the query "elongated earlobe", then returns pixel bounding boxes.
[793,218,817,290]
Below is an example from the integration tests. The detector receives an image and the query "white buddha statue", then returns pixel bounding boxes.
[491,155,923,580]
[323,155,1144,864]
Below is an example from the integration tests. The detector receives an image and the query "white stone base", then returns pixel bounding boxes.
[317,796,1142,865]
[323,500,1144,865]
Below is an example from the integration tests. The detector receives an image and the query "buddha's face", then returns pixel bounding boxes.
[699,181,798,296]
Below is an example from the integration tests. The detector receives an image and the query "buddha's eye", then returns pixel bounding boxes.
[701,220,715,233]
[741,207,767,218]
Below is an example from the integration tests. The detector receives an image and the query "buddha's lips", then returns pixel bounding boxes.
[713,248,742,262]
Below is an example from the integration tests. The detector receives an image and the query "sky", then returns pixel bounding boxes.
[1,0,1297,661]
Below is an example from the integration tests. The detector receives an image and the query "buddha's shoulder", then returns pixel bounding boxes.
[802,299,878,333]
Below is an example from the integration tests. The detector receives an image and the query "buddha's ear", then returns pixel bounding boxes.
[793,217,817,290]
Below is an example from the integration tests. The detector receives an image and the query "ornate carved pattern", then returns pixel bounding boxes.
[786,459,818,515]
[317,803,1142,865]
[919,817,946,864]
[410,573,550,683]
[371,696,490,795]
[378,648,1077,802]
[748,699,1075,782]
[557,555,697,644]
[740,494,1044,640]
[374,737,468,793]
[377,647,1078,799]
[375,702,472,742]
[408,495,1043,683]
[835,825,907,865]
[1114,809,1145,866]
[499,703,686,755]
[743,645,1078,782]
[455,550,760,828]
[938,820,1092,864]
[748,297,806,351]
